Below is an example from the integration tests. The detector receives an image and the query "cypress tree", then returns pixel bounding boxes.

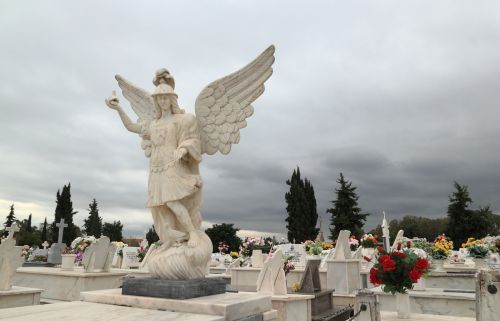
[285,167,319,243]
[41,217,48,242]
[51,183,78,245]
[4,204,16,228]
[327,173,368,241]
[26,213,33,233]
[102,220,123,241]
[83,199,102,237]
[146,225,160,245]
[447,182,474,249]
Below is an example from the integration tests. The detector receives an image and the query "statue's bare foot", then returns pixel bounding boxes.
[187,231,200,247]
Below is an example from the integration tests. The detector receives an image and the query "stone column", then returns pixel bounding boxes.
[476,269,500,321]
[355,290,381,321]
[326,259,361,294]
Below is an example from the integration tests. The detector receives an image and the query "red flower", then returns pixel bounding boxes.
[381,258,396,271]
[406,240,412,248]
[397,243,402,250]
[369,268,382,285]
[363,256,371,262]
[409,268,422,283]
[393,251,406,259]
[415,258,430,271]
[376,245,384,253]
[379,254,391,264]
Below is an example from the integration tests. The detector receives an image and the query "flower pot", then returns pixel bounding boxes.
[61,254,76,271]
[251,250,264,268]
[395,292,411,319]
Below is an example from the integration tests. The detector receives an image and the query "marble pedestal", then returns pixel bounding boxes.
[13,267,128,301]
[122,277,226,299]
[371,287,475,317]
[0,286,42,309]
[326,259,361,294]
[81,288,277,321]
[268,293,314,321]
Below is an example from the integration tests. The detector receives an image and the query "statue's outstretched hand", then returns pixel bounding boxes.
[173,147,187,162]
[105,90,120,110]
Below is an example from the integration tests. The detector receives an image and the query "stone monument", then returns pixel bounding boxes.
[0,223,23,290]
[47,218,67,265]
[256,249,286,295]
[326,230,361,294]
[82,236,116,272]
[106,46,275,297]
[476,269,500,321]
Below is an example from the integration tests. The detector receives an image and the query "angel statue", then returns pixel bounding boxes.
[105,46,275,279]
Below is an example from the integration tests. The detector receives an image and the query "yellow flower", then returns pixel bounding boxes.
[291,282,301,292]
[230,251,239,258]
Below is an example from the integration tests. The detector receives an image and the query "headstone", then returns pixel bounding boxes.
[381,211,390,252]
[390,230,404,251]
[121,246,140,269]
[299,258,322,293]
[32,248,48,257]
[476,269,500,321]
[47,219,68,265]
[0,223,24,290]
[256,249,286,295]
[326,230,361,294]
[276,243,307,269]
[225,257,242,276]
[82,236,116,272]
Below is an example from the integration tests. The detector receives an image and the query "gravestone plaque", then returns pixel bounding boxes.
[122,247,140,269]
[276,244,307,269]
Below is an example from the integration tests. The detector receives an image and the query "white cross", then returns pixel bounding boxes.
[5,223,20,240]
[42,241,49,249]
[55,219,68,244]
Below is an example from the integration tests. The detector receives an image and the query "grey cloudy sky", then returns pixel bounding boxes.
[1,1,500,239]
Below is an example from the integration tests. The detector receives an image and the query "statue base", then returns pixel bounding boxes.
[122,277,226,299]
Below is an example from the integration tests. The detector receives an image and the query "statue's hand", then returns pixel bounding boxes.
[105,90,120,110]
[173,147,187,162]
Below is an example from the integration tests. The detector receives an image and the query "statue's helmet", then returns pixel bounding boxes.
[152,83,177,98]
[153,68,175,89]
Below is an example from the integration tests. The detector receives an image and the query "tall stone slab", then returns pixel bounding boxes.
[476,269,500,321]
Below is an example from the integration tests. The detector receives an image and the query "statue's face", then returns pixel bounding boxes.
[156,95,172,114]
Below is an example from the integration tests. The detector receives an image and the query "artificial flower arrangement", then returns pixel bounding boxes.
[303,240,315,253]
[63,236,97,263]
[411,239,434,258]
[307,241,323,256]
[432,234,453,259]
[349,235,359,251]
[239,236,272,257]
[218,242,229,254]
[462,238,489,258]
[369,244,430,294]
[360,234,378,248]
[322,242,334,250]
[304,240,333,253]
[283,255,296,275]
[137,241,161,262]
[230,251,239,259]
[20,245,33,261]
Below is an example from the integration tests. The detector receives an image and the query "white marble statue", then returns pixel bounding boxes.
[105,46,275,279]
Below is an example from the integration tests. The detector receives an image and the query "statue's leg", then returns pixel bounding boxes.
[150,205,176,243]
[165,200,200,247]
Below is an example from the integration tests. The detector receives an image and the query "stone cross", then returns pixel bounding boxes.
[42,241,49,249]
[5,223,20,240]
[381,211,390,252]
[56,219,68,244]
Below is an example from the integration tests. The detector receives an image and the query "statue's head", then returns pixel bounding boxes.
[152,83,184,118]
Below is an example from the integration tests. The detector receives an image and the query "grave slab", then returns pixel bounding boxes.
[122,277,226,299]
[371,287,475,317]
[81,288,276,321]
[380,311,474,321]
[13,267,128,301]
[0,301,225,321]
[0,286,42,309]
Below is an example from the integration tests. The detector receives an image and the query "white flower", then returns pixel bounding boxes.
[410,248,427,259]
[71,237,83,249]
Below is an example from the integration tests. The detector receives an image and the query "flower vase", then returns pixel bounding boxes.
[395,292,411,319]
[251,249,264,268]
[61,254,76,271]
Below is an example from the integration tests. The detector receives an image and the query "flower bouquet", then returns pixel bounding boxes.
[431,234,453,260]
[369,247,430,294]
[360,234,378,248]
[462,238,489,258]
[20,245,33,261]
[349,235,359,251]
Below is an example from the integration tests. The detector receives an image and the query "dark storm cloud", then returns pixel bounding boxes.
[1,1,500,238]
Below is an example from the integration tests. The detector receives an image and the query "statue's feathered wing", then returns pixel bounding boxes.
[115,75,155,157]
[195,45,275,155]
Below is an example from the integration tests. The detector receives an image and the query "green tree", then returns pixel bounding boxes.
[328,173,368,241]
[50,183,78,245]
[16,217,41,247]
[205,223,242,253]
[145,225,159,245]
[41,217,48,242]
[83,199,102,237]
[102,220,123,241]
[2,204,17,237]
[447,182,474,249]
[285,167,319,243]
